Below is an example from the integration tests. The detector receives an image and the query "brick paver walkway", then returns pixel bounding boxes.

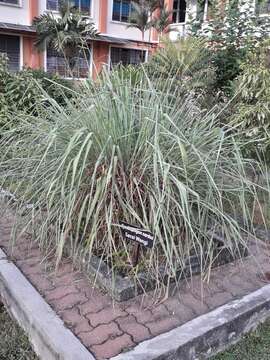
[0,208,269,359]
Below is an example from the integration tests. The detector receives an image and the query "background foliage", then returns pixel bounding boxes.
[0,54,75,129]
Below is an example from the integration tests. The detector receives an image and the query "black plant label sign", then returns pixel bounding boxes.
[120,221,154,248]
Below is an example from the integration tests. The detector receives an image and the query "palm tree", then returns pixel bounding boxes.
[127,0,172,41]
[151,6,172,38]
[33,0,98,77]
[127,1,152,41]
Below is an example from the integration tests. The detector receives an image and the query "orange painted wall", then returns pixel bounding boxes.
[165,0,174,12]
[23,0,42,70]
[151,8,160,42]
[92,41,109,79]
[23,37,43,69]
[29,0,39,22]
[99,0,108,33]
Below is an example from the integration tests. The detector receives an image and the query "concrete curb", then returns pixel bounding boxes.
[111,284,270,360]
[0,248,95,360]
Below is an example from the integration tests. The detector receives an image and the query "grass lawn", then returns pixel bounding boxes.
[213,321,270,359]
[0,304,37,360]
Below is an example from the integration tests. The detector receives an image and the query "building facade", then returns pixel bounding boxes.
[0,0,268,78]
[0,0,196,77]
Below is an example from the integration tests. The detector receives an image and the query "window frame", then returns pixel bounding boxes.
[109,46,147,68]
[44,44,93,80]
[112,0,133,23]
[172,0,187,24]
[46,0,92,15]
[0,33,22,72]
[0,0,21,6]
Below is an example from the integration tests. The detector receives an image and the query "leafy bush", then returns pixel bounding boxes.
[26,69,75,107]
[0,55,75,129]
[0,70,267,293]
[0,54,39,128]
[230,40,270,159]
[148,37,216,92]
[191,0,270,91]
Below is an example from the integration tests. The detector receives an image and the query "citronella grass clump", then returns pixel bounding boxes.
[0,69,268,292]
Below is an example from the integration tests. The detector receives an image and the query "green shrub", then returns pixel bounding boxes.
[0,70,267,293]
[190,0,270,91]
[27,69,75,107]
[0,55,75,130]
[0,54,40,129]
[147,37,216,93]
[231,40,270,160]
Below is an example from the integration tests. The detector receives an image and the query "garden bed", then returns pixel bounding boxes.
[84,233,248,301]
[0,189,255,302]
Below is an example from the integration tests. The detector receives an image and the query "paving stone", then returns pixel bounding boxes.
[78,322,122,347]
[204,291,234,309]
[59,308,84,328]
[45,285,79,301]
[150,304,169,321]
[116,315,151,343]
[50,271,85,286]
[51,293,88,311]
[87,306,127,327]
[73,319,93,335]
[1,207,270,359]
[78,298,110,316]
[17,263,43,276]
[54,262,75,276]
[16,257,42,268]
[91,334,134,360]
[146,316,180,337]
[27,273,55,292]
[164,297,195,323]
[126,306,153,324]
[178,292,209,315]
[189,277,223,299]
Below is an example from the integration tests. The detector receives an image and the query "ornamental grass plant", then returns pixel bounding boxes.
[0,68,268,294]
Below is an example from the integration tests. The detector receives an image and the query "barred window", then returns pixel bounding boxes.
[172,0,186,23]
[47,0,91,14]
[110,47,146,67]
[0,34,20,72]
[46,47,90,78]
[112,0,132,22]
[0,0,20,5]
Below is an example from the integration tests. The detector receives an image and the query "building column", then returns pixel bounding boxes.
[24,0,42,70]
[151,7,160,42]
[29,0,39,22]
[99,0,108,33]
[92,41,109,79]
[165,0,174,12]
[23,37,44,70]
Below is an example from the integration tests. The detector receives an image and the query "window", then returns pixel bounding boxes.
[46,47,91,78]
[47,0,91,14]
[258,0,270,14]
[0,0,19,5]
[110,47,146,67]
[112,0,132,22]
[172,0,186,23]
[0,35,20,72]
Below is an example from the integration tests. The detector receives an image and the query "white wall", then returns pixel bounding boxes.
[0,0,153,42]
[39,0,98,24]
[0,0,30,25]
[106,0,150,41]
